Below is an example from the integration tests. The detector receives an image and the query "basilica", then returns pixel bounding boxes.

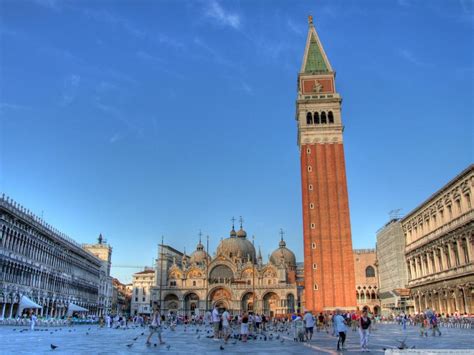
[150,222,298,317]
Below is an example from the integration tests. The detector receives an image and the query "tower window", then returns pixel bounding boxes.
[306,112,313,125]
[328,111,334,124]
[313,284,318,290]
[306,147,311,154]
[310,223,315,229]
[321,111,327,124]
[312,263,317,269]
[308,166,312,172]
[314,112,320,124]
[311,242,316,249]
[309,184,313,190]
[309,203,314,209]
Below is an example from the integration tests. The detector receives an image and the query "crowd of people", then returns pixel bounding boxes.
[14,306,472,352]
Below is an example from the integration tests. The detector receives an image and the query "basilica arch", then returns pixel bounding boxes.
[209,264,234,285]
[263,292,279,317]
[184,292,199,314]
[208,286,232,311]
[163,293,179,314]
[241,292,255,312]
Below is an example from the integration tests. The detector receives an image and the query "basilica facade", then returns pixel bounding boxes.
[150,223,298,317]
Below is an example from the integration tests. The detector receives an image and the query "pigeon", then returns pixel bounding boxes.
[50,332,53,334]
[141,332,144,336]
[126,344,133,348]
[220,345,225,350]
[88,327,91,331]
[50,344,58,350]
[133,336,139,341]
[154,344,157,347]
[280,339,285,343]
[166,345,171,350]
[86,332,89,335]
[231,340,237,345]
[197,335,201,339]
[13,329,16,331]
[276,335,280,340]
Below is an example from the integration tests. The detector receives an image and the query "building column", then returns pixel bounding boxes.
[440,247,447,270]
[1,303,5,319]
[8,302,14,318]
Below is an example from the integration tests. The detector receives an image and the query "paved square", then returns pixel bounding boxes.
[1,323,473,354]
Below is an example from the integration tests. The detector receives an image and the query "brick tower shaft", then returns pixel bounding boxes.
[296,16,356,312]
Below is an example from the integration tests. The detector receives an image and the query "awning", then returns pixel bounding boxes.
[19,295,42,310]
[16,295,42,317]
[67,303,89,315]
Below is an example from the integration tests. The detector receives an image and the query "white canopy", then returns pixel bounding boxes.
[16,295,42,317]
[67,303,89,315]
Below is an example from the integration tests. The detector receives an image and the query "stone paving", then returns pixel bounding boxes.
[1,323,473,354]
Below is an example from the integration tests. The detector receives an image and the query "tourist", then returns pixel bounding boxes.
[303,310,315,342]
[261,313,267,331]
[333,310,348,351]
[293,314,305,342]
[106,314,111,328]
[358,309,371,352]
[419,314,428,337]
[317,312,325,332]
[146,309,165,346]
[351,311,358,331]
[431,313,442,336]
[255,313,261,333]
[30,312,37,331]
[212,305,220,339]
[241,313,249,342]
[221,308,231,343]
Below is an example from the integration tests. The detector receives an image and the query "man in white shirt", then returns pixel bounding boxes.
[303,310,315,342]
[221,308,231,343]
[212,306,220,339]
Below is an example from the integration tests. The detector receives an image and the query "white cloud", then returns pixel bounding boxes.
[109,133,121,144]
[61,74,81,106]
[0,102,30,114]
[205,0,241,29]
[34,0,61,10]
[399,49,428,67]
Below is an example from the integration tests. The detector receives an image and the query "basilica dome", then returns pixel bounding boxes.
[270,237,296,266]
[189,239,209,264]
[217,228,256,261]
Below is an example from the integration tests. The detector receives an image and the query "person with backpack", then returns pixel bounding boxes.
[358,309,371,352]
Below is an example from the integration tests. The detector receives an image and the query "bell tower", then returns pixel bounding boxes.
[296,16,356,312]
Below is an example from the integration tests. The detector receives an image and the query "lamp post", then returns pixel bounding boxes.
[158,236,164,311]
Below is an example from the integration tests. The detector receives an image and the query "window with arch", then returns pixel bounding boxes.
[328,111,334,124]
[247,280,251,285]
[320,111,327,124]
[310,203,314,209]
[365,266,375,278]
[192,280,196,286]
[307,166,312,172]
[314,112,320,124]
[306,112,313,125]
[313,284,318,290]
[310,223,315,229]
[306,147,311,154]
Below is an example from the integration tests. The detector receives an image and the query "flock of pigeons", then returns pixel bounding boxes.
[10,322,417,352]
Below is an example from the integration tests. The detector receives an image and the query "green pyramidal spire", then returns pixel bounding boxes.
[301,16,332,74]
[304,33,329,73]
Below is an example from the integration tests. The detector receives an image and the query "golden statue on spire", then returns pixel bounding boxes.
[308,15,313,25]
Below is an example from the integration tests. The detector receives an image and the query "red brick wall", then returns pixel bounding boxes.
[301,78,334,94]
[301,143,356,312]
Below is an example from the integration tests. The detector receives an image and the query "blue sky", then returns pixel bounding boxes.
[0,0,472,283]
